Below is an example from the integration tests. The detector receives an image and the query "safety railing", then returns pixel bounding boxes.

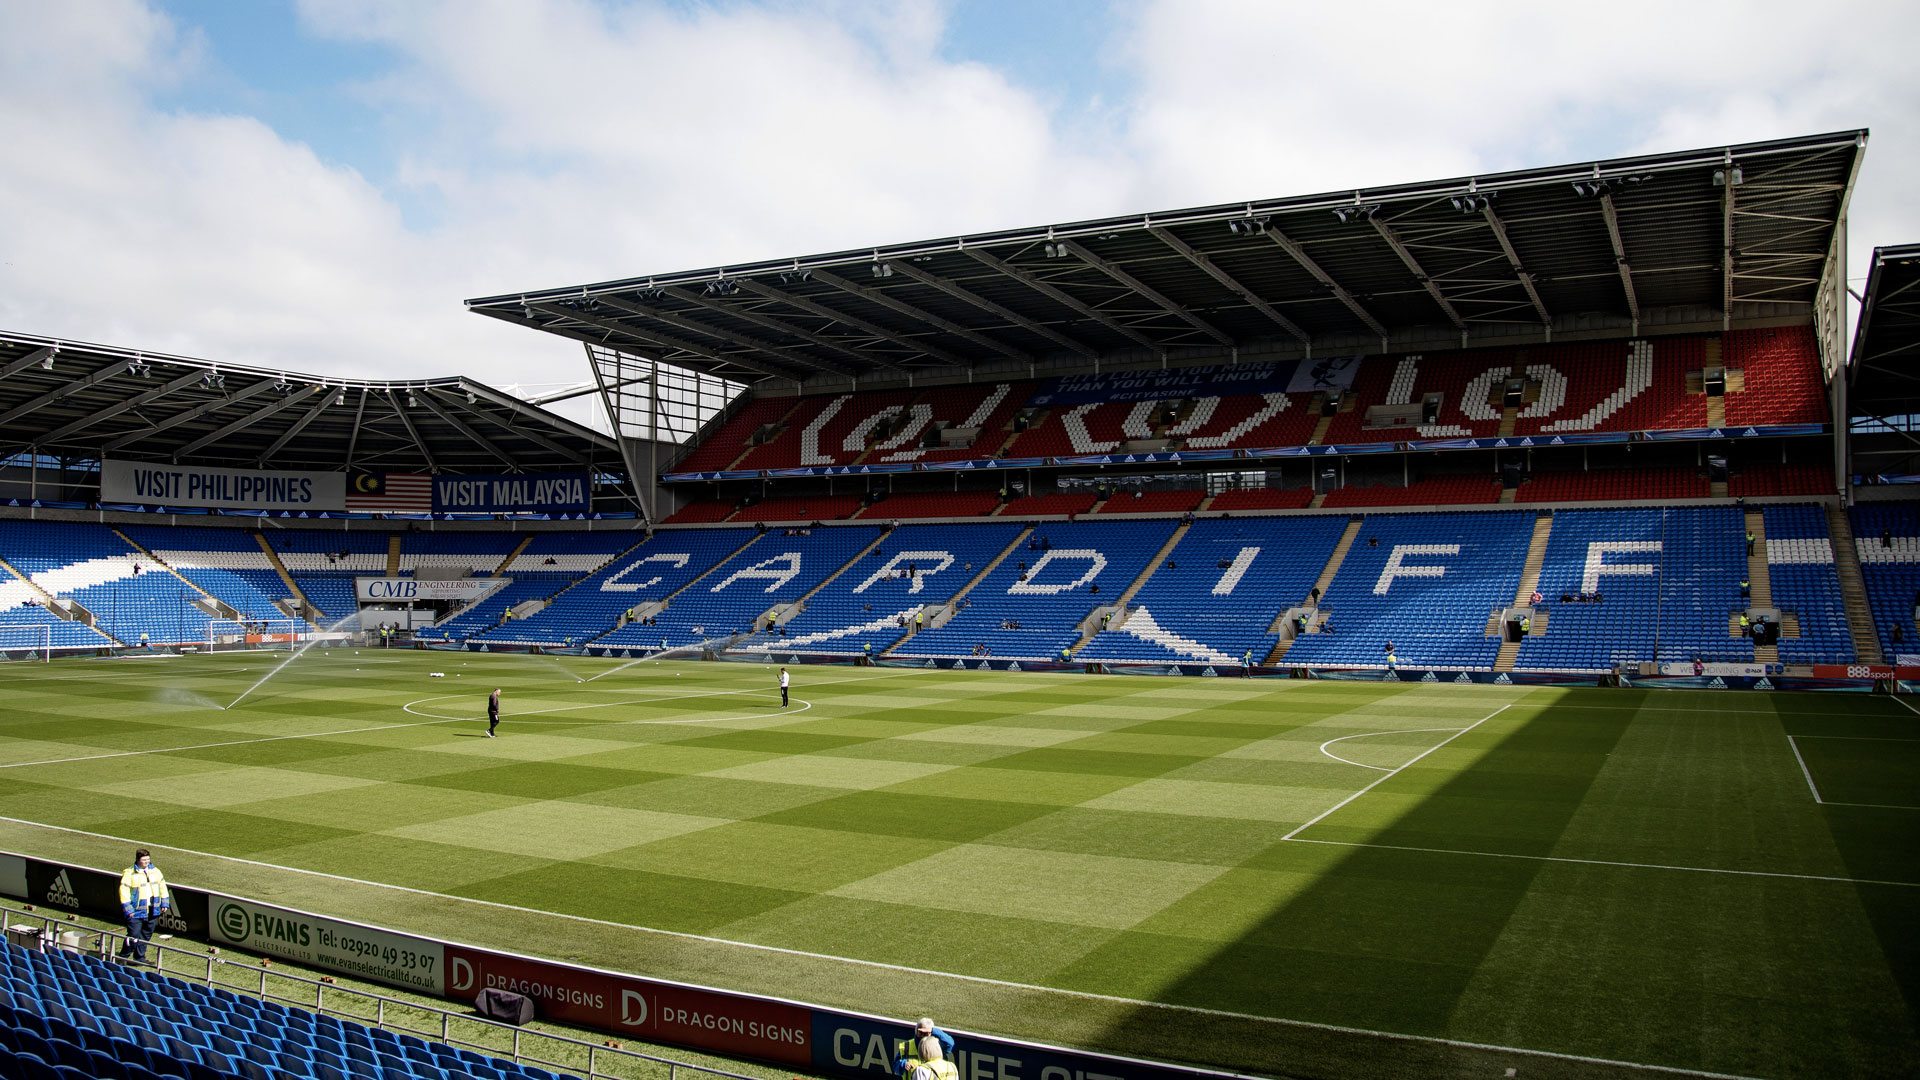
[0,901,770,1080]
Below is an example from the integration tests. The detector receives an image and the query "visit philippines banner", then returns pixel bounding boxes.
[433,472,592,514]
[101,459,345,511]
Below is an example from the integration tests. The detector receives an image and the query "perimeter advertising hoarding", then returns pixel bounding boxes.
[817,1012,1212,1080]
[210,896,445,995]
[442,946,811,1064]
[101,459,346,512]
[432,473,591,514]
[0,853,208,937]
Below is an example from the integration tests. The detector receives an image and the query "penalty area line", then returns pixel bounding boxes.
[1284,704,1509,841]
[0,815,1770,1080]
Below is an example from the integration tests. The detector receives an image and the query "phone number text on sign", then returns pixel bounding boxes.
[210,897,445,995]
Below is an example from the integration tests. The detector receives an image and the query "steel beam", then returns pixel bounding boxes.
[459,379,618,453]
[388,390,438,473]
[34,368,205,447]
[1147,227,1310,344]
[175,386,320,457]
[102,378,278,453]
[596,295,858,378]
[524,302,803,383]
[1054,239,1233,346]
[0,360,131,428]
[877,261,1100,359]
[1478,207,1551,327]
[414,390,518,468]
[258,390,340,465]
[451,395,597,466]
[0,348,58,380]
[656,286,878,370]
[731,279,969,369]
[1369,219,1467,332]
[1262,229,1391,341]
[1598,194,1641,324]
[960,248,1156,349]
[811,268,1030,364]
[344,388,369,469]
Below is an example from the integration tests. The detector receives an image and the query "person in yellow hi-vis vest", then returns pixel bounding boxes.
[118,848,170,965]
[901,1036,958,1080]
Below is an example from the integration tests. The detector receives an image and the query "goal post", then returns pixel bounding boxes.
[0,624,53,663]
[205,618,310,653]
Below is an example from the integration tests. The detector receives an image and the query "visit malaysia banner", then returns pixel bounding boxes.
[101,459,345,511]
[433,472,591,514]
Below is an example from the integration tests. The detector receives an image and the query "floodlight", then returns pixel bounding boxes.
[334,391,346,406]
[870,262,893,278]
[39,355,53,371]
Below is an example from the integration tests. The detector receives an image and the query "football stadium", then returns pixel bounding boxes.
[0,129,1916,1080]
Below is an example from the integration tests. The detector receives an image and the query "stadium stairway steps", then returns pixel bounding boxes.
[1710,480,1730,497]
[1196,495,1215,512]
[385,535,402,576]
[495,535,534,575]
[1263,518,1364,664]
[1704,336,1727,428]
[1306,409,1335,446]
[111,528,239,621]
[885,526,1030,655]
[1744,511,1774,608]
[1308,492,1327,509]
[1494,512,1555,672]
[778,529,890,627]
[1497,404,1519,438]
[0,555,99,636]
[1088,497,1110,514]
[1067,522,1191,653]
[253,535,314,622]
[725,397,808,471]
[500,535,654,640]
[1827,505,1885,663]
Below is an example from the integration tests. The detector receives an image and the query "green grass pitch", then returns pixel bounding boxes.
[0,650,1914,1078]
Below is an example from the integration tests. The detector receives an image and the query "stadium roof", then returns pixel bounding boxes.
[471,130,1866,389]
[1849,242,1920,414]
[0,330,621,475]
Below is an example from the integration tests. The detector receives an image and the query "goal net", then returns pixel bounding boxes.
[0,624,52,662]
[205,618,310,653]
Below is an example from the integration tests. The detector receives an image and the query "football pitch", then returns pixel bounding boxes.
[0,650,1914,1078]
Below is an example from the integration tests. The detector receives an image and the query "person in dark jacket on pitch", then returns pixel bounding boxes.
[486,688,502,737]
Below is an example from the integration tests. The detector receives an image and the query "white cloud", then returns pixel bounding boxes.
[0,0,1913,422]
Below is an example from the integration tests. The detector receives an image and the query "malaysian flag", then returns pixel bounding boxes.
[345,473,433,513]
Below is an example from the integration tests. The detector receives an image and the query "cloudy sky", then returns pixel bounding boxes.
[2,0,1915,412]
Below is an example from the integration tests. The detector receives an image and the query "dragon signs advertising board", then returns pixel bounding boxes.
[443,945,810,1064]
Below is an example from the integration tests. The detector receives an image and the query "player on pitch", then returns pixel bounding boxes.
[779,667,790,708]
[487,688,502,737]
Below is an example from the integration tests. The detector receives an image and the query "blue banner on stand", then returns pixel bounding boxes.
[433,473,591,513]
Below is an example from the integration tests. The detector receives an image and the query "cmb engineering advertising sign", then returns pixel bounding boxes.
[101,459,345,512]
[210,896,445,995]
[433,473,591,514]
[444,946,811,1065]
[355,577,508,603]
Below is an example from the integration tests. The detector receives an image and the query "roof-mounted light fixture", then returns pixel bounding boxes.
[1331,204,1381,224]
[1450,192,1494,214]
[1227,217,1270,235]
[1712,167,1744,187]
[1042,242,1070,258]
[869,262,893,278]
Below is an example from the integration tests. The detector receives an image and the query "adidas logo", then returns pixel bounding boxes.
[1754,677,1774,690]
[922,659,936,668]
[1708,676,1727,689]
[1421,671,1439,682]
[975,660,990,670]
[1006,662,1021,672]
[1453,672,1472,683]
[1201,666,1218,677]
[951,659,966,669]
[1493,673,1513,685]
[157,907,190,933]
[479,645,490,652]
[45,869,79,909]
